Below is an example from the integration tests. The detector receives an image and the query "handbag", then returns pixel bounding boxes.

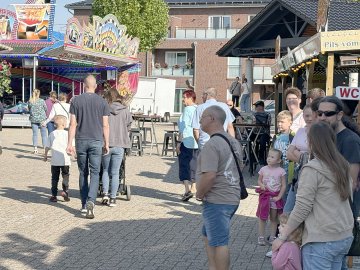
[347,197,360,256]
[211,133,248,200]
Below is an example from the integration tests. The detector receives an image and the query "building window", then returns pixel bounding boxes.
[209,16,231,29]
[165,51,187,67]
[248,15,256,22]
[174,88,186,113]
[227,57,241,78]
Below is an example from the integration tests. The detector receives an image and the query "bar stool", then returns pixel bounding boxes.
[130,128,143,156]
[140,127,152,145]
[162,130,178,157]
[163,112,170,122]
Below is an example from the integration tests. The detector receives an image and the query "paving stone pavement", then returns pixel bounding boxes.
[0,125,359,270]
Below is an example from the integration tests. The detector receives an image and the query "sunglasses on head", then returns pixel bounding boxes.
[316,110,338,117]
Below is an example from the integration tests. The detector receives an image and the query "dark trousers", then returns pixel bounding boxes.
[232,95,240,107]
[51,165,70,196]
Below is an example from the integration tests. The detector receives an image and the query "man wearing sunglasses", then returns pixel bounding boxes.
[318,96,360,216]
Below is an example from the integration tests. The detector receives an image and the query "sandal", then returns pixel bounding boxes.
[258,236,266,246]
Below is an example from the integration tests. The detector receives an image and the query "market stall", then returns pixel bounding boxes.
[0,0,141,126]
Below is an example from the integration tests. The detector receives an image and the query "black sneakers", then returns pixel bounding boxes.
[181,191,194,202]
[109,198,116,207]
[101,194,109,205]
[49,196,57,202]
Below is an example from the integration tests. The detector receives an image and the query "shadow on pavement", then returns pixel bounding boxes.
[0,210,268,269]
[0,186,81,217]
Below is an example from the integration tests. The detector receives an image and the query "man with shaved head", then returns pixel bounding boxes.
[67,74,110,219]
[196,105,242,270]
[192,87,235,150]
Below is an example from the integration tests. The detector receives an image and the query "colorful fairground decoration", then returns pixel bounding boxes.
[0,0,55,43]
[65,14,140,59]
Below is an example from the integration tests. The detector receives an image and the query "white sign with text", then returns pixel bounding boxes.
[335,86,360,100]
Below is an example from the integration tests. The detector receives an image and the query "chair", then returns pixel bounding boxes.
[130,129,143,156]
[140,127,152,145]
[162,130,178,157]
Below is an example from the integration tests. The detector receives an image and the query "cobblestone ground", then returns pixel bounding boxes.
[0,124,359,270]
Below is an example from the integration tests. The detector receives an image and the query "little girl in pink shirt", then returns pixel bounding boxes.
[256,148,286,245]
[272,214,303,270]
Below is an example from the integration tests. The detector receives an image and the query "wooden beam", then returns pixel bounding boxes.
[326,53,334,96]
[282,18,295,37]
[307,62,315,91]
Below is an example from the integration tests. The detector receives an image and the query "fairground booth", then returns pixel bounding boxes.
[0,0,141,125]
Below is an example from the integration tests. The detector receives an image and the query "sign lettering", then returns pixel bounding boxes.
[336,86,360,100]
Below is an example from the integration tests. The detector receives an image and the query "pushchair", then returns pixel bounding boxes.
[98,150,131,201]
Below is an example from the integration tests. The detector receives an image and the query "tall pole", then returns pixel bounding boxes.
[30,78,32,97]
[33,56,37,90]
[72,81,74,97]
[22,77,25,102]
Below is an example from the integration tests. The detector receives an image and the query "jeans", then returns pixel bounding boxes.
[202,202,238,247]
[302,237,353,270]
[75,139,103,206]
[101,147,124,199]
[283,185,296,214]
[240,94,250,113]
[51,165,69,196]
[31,123,47,147]
[47,122,55,135]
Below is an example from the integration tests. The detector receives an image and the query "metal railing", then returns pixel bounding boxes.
[152,67,194,77]
[174,28,240,39]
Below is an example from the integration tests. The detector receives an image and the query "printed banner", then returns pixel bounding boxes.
[0,9,18,40]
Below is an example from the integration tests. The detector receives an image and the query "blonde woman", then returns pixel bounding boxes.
[29,89,47,154]
[43,93,70,128]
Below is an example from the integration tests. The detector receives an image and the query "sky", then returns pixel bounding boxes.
[2,0,77,32]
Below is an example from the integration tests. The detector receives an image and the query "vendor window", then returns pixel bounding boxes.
[227,57,241,78]
[165,51,187,67]
[209,16,231,29]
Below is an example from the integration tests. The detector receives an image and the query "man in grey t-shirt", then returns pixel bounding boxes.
[196,105,241,270]
[67,75,110,219]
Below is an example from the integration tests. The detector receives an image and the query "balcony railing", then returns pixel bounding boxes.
[152,66,194,77]
[174,28,240,39]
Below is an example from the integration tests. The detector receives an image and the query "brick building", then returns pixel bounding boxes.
[65,0,275,112]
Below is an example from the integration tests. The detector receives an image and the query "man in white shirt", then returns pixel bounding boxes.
[192,87,235,149]
[240,78,251,112]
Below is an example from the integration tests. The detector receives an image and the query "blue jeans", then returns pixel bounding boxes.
[283,185,296,214]
[47,122,55,135]
[302,237,353,270]
[240,94,250,113]
[202,202,238,247]
[31,123,47,147]
[101,147,124,199]
[75,139,103,206]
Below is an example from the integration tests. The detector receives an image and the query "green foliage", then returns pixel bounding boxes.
[0,60,12,97]
[93,0,169,52]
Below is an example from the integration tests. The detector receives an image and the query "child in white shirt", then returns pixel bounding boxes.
[44,115,72,202]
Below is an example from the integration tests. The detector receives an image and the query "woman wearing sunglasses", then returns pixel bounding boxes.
[272,121,354,269]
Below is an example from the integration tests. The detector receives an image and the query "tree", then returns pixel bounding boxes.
[93,0,169,52]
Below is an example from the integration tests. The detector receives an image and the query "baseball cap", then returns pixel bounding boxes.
[253,100,265,107]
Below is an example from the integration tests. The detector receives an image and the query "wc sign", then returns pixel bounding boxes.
[335,86,360,100]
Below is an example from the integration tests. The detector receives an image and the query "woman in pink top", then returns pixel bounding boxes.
[284,105,313,214]
[272,214,303,270]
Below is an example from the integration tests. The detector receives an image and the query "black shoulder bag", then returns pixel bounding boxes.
[211,133,248,200]
[347,197,360,256]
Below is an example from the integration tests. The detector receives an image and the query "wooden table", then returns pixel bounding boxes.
[233,123,270,175]
[132,114,162,155]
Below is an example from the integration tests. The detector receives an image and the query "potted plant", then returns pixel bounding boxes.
[154,62,161,69]
[185,61,193,69]
[163,63,168,69]
[173,64,180,69]
[0,60,12,97]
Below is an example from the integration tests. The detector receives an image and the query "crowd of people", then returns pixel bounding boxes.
[177,83,360,270]
[1,73,360,269]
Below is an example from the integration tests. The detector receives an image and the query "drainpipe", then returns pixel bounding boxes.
[192,41,197,90]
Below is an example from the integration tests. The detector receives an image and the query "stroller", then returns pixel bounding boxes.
[98,150,131,201]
